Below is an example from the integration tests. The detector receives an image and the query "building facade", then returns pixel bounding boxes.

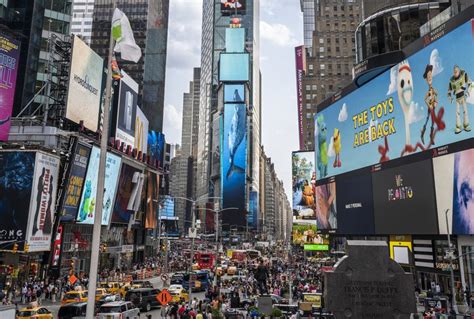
[90,0,169,132]
[71,0,94,44]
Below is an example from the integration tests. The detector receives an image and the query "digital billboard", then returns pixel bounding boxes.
[224,84,245,103]
[295,46,305,150]
[26,152,60,252]
[60,143,91,222]
[221,103,247,226]
[145,171,159,229]
[115,71,138,148]
[225,28,245,53]
[315,20,474,180]
[433,153,455,234]
[66,35,103,132]
[211,114,221,177]
[248,191,258,228]
[77,147,121,225]
[336,173,375,235]
[0,32,20,141]
[148,131,165,168]
[292,151,316,220]
[292,220,318,246]
[372,159,438,234]
[159,195,175,218]
[135,106,149,154]
[112,163,144,224]
[219,53,249,82]
[220,0,245,15]
[315,181,337,231]
[0,152,35,250]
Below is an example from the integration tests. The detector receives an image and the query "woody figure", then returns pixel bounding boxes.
[421,64,438,145]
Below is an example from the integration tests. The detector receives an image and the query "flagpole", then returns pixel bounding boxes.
[85,0,116,317]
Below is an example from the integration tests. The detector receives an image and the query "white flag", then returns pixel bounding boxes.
[112,8,142,63]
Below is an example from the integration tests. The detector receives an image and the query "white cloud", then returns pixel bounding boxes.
[338,103,348,122]
[430,49,444,77]
[163,104,182,145]
[387,66,398,95]
[260,21,298,47]
[406,101,424,125]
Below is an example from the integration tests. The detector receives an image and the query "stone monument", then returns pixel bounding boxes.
[324,240,416,318]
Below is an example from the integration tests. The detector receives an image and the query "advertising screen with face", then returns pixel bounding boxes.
[372,159,438,234]
[315,20,474,181]
[315,181,337,231]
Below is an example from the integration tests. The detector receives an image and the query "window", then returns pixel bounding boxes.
[308,64,314,70]
[312,85,317,90]
[320,64,325,70]
[306,103,311,109]
[305,85,311,91]
[306,94,311,100]
[319,47,325,52]
[333,5,337,11]
[319,38,324,44]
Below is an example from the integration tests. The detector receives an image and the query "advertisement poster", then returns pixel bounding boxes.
[0,152,35,250]
[135,106,149,154]
[336,174,375,234]
[315,20,474,180]
[51,225,63,268]
[159,195,175,218]
[248,191,258,229]
[221,103,247,226]
[26,152,60,252]
[292,220,318,246]
[148,131,165,168]
[66,35,103,132]
[433,153,455,234]
[315,181,337,231]
[145,171,159,229]
[372,159,438,234]
[220,0,245,14]
[452,149,474,235]
[60,143,91,222]
[116,71,138,148]
[112,163,144,224]
[77,147,122,225]
[295,45,305,150]
[0,33,20,141]
[219,53,249,82]
[292,151,316,220]
[211,114,221,177]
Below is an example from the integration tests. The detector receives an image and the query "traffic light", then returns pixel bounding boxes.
[12,243,18,253]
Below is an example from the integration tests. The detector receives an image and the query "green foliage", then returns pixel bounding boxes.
[271,307,283,318]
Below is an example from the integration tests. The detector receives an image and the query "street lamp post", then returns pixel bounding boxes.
[445,209,459,315]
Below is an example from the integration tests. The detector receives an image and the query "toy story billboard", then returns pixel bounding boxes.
[292,151,317,220]
[315,20,474,180]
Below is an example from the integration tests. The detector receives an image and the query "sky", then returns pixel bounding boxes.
[163,0,303,200]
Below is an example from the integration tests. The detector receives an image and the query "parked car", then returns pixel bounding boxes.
[57,302,87,319]
[168,284,189,303]
[96,294,122,309]
[16,306,53,319]
[125,288,161,312]
[61,290,88,305]
[96,301,139,319]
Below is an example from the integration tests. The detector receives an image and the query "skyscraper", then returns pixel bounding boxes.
[197,0,261,230]
[90,0,169,132]
[71,0,95,44]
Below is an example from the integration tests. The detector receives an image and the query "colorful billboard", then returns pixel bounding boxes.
[159,195,175,218]
[372,159,438,234]
[26,152,60,252]
[295,46,305,150]
[0,33,20,141]
[77,147,121,225]
[148,131,165,168]
[220,0,245,15]
[135,106,149,154]
[51,225,63,268]
[60,143,91,222]
[315,20,474,180]
[315,181,337,231]
[0,152,35,250]
[115,71,138,148]
[112,163,144,224]
[221,103,247,226]
[292,151,316,220]
[145,171,159,229]
[66,35,103,132]
[292,220,318,246]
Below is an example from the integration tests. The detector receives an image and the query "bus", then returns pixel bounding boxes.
[195,252,215,270]
[180,271,210,292]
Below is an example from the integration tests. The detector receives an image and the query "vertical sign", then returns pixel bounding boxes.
[0,33,20,141]
[295,45,305,150]
[51,225,63,267]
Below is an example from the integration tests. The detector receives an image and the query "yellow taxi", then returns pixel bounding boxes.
[99,281,122,295]
[168,284,189,303]
[95,288,108,301]
[16,306,53,318]
[61,290,88,305]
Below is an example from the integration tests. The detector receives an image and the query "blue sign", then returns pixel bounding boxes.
[248,191,258,228]
[148,131,165,168]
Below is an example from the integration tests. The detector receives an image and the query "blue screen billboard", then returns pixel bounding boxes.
[148,131,165,168]
[219,53,250,82]
[315,20,474,180]
[77,146,122,225]
[248,191,258,228]
[225,28,245,53]
[159,195,175,218]
[221,103,247,226]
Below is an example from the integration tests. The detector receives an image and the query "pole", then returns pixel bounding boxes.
[214,210,219,287]
[445,209,459,315]
[189,201,196,306]
[85,1,115,317]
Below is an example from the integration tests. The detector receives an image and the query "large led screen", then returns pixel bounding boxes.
[77,147,121,225]
[372,159,438,234]
[292,151,316,221]
[0,32,20,141]
[221,103,247,226]
[315,20,474,180]
[433,153,455,234]
[60,143,91,222]
[26,152,60,252]
[112,164,144,224]
[66,35,103,132]
[115,71,138,148]
[145,171,159,229]
[224,84,245,103]
[292,220,318,246]
[159,195,175,218]
[248,191,258,229]
[336,173,375,235]
[0,152,35,251]
[220,0,245,15]
[220,53,249,82]
[148,131,165,168]
[315,181,337,231]
[135,106,149,154]
[225,28,245,53]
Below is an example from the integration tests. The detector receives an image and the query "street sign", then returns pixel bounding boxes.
[156,289,172,305]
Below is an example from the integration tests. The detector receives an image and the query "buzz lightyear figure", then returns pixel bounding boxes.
[448,65,471,133]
